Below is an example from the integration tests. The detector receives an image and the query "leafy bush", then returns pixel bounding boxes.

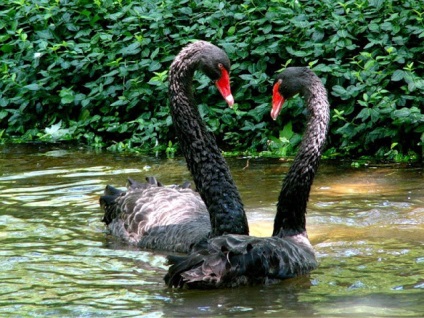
[1,0,423,161]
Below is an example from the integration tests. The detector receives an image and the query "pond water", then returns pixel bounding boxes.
[0,143,423,317]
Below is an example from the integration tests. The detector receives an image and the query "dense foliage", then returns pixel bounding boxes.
[1,0,423,161]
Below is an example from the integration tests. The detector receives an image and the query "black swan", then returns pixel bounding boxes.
[100,41,249,253]
[165,67,330,288]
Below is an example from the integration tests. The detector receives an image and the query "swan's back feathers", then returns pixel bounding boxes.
[100,177,211,253]
[100,177,159,225]
[165,234,317,288]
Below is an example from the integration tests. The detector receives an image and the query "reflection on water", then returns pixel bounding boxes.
[0,144,423,317]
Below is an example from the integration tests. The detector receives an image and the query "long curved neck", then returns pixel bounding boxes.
[169,43,249,236]
[273,78,329,237]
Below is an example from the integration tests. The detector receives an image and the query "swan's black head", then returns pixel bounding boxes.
[198,42,234,106]
[198,43,231,81]
[271,67,315,120]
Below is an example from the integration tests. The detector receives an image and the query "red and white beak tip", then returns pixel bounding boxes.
[271,105,281,121]
[225,94,235,108]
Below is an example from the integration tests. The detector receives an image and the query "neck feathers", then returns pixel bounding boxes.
[168,42,249,236]
[273,77,329,237]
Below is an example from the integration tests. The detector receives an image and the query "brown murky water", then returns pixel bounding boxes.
[0,144,423,317]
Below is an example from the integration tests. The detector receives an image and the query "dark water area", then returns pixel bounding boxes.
[0,143,423,317]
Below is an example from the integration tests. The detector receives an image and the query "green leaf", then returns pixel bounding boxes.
[408,81,416,92]
[364,59,375,70]
[1,44,14,53]
[148,61,161,72]
[0,110,8,120]
[102,69,120,78]
[179,7,192,15]
[357,108,370,122]
[332,85,349,99]
[118,42,141,56]
[79,109,90,121]
[280,122,294,140]
[370,0,384,9]
[337,29,348,38]
[286,46,308,57]
[393,108,410,118]
[391,70,405,81]
[24,83,40,91]
[262,24,272,34]
[60,89,74,104]
[368,23,379,32]
[111,99,128,107]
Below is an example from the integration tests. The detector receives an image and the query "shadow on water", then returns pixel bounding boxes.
[0,144,423,317]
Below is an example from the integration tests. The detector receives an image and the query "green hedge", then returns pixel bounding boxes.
[1,0,423,160]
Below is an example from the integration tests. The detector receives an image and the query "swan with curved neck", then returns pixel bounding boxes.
[100,41,248,253]
[165,67,330,288]
[168,41,248,237]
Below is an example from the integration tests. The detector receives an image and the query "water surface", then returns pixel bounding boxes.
[0,144,423,317]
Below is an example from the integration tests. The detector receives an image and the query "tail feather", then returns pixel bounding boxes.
[103,184,123,197]
[100,186,125,225]
[127,177,159,190]
[180,181,192,189]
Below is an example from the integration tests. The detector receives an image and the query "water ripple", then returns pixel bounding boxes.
[1,146,423,317]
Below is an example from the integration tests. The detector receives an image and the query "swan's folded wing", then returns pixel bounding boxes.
[100,177,211,252]
[165,234,317,289]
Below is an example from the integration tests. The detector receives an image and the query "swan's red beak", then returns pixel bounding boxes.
[215,68,234,108]
[271,81,285,120]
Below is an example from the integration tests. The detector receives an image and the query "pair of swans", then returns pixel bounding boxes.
[99,40,330,288]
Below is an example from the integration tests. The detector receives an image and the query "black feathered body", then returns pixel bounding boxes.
[165,233,317,288]
[100,178,210,253]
